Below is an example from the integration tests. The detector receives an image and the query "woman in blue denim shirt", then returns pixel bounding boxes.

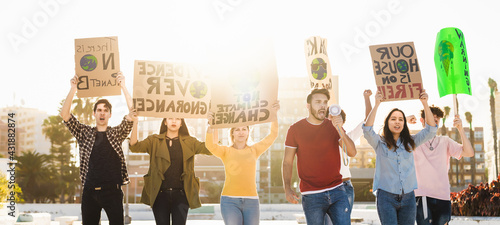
[362,90,437,225]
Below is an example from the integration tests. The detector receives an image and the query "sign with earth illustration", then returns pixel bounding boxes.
[369,42,423,101]
[132,60,210,118]
[74,36,121,97]
[304,36,336,104]
[208,38,278,128]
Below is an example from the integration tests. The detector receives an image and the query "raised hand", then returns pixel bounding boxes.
[272,100,280,112]
[128,109,138,122]
[116,71,125,87]
[406,115,417,124]
[419,89,429,104]
[363,89,372,98]
[453,115,463,130]
[70,75,78,90]
[375,91,384,105]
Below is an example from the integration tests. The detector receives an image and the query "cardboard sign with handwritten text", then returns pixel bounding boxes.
[133,60,210,118]
[304,36,337,104]
[74,36,120,97]
[208,38,278,128]
[369,42,423,101]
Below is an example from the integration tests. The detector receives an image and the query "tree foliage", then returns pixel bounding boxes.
[0,172,24,206]
[16,151,57,203]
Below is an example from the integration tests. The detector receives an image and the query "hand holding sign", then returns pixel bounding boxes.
[419,89,429,104]
[271,101,280,112]
[129,109,138,122]
[70,75,78,90]
[452,115,463,130]
[374,90,385,105]
[116,72,125,87]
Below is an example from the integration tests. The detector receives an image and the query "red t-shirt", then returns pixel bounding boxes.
[285,118,342,193]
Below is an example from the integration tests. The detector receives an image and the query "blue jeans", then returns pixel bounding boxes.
[376,189,416,225]
[344,180,354,213]
[220,196,260,225]
[416,196,451,225]
[324,180,354,225]
[302,185,350,225]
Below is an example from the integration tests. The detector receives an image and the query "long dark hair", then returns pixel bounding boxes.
[382,108,415,152]
[159,118,190,136]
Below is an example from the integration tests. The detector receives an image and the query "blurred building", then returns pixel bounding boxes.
[447,126,487,191]
[0,106,51,156]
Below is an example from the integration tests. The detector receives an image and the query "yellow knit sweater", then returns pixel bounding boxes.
[205,121,278,197]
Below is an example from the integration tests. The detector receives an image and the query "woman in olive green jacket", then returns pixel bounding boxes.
[130,118,212,225]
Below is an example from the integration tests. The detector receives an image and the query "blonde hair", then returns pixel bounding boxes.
[229,126,250,145]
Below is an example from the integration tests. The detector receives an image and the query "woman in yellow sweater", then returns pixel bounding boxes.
[205,101,280,225]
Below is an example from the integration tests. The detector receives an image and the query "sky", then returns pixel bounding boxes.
[1,0,499,143]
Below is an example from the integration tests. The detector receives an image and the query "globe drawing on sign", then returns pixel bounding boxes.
[189,81,208,99]
[311,58,327,80]
[396,59,409,73]
[80,54,98,71]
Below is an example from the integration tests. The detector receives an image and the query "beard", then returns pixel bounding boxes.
[311,107,326,121]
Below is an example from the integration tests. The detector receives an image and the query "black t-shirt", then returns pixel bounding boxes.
[161,137,184,189]
[85,131,122,188]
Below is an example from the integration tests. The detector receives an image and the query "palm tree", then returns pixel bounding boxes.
[42,115,79,203]
[489,78,498,177]
[16,151,56,202]
[72,97,96,124]
[465,112,476,185]
[441,106,451,135]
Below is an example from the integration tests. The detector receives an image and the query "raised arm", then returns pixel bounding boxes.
[61,75,78,122]
[130,117,139,146]
[364,89,373,120]
[331,115,356,157]
[420,90,436,127]
[365,90,383,126]
[205,112,226,158]
[282,147,299,204]
[253,101,280,155]
[453,115,474,157]
[116,72,134,122]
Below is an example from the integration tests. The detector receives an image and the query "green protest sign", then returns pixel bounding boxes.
[434,27,471,97]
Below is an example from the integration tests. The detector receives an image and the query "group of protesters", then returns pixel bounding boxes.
[61,71,473,225]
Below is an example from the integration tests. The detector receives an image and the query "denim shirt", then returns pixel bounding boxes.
[362,123,437,195]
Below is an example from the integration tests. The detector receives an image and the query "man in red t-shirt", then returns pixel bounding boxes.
[282,88,356,225]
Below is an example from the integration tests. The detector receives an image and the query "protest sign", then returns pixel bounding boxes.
[208,38,278,128]
[133,60,210,118]
[434,27,471,97]
[74,36,120,97]
[369,42,423,101]
[304,36,337,104]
